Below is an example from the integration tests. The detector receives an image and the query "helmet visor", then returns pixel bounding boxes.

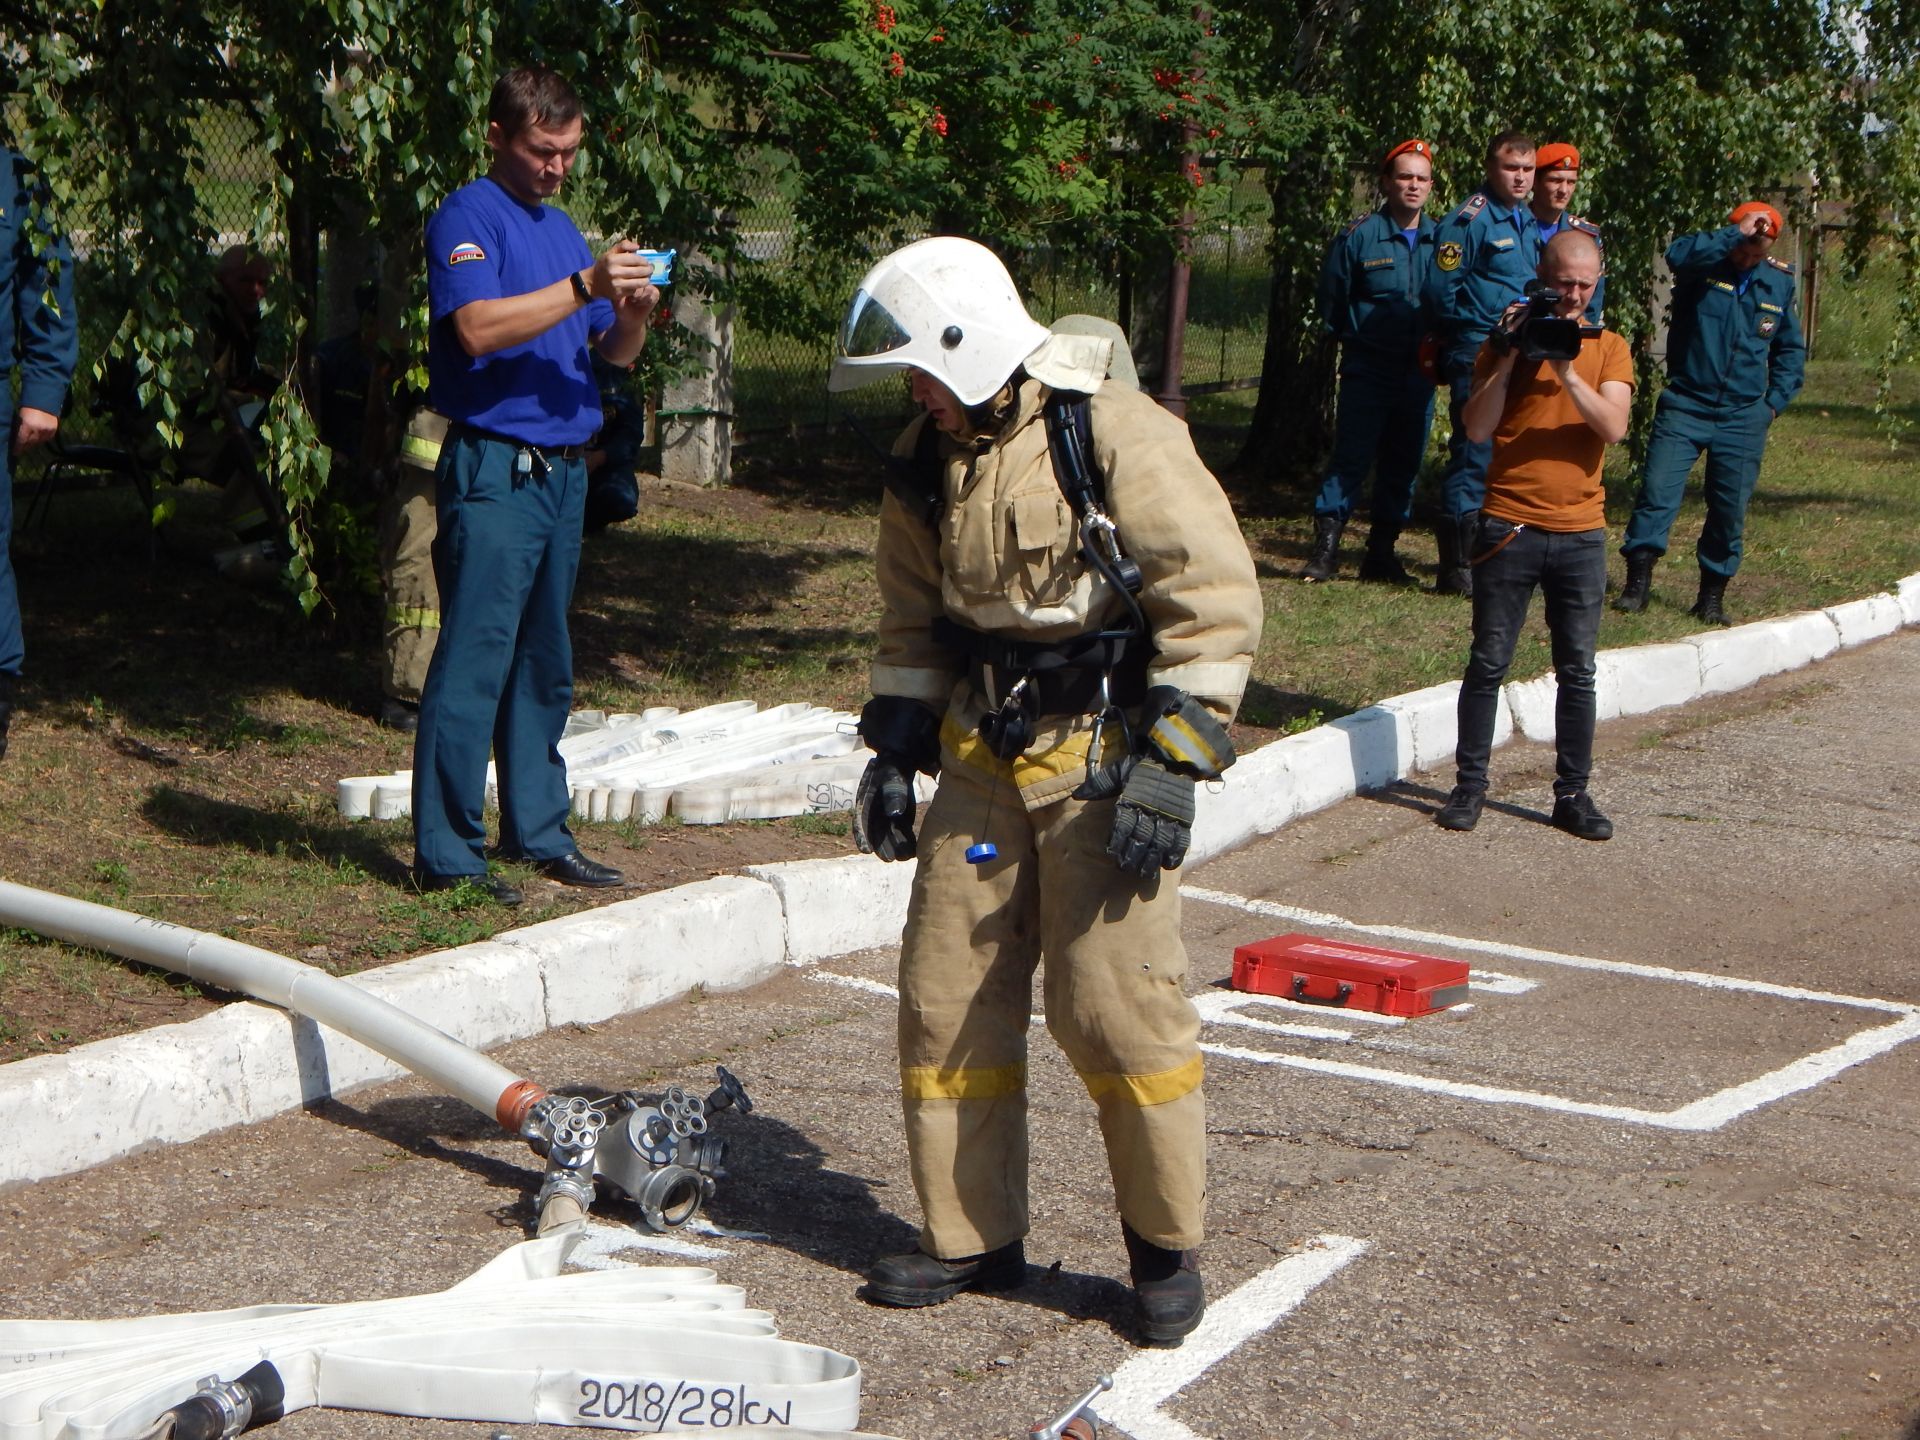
[838,289,912,359]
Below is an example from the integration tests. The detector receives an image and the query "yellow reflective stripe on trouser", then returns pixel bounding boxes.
[1079,1053,1205,1108]
[901,1061,1027,1101]
[386,605,440,630]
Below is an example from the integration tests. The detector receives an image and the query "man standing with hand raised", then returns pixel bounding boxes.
[412,65,660,903]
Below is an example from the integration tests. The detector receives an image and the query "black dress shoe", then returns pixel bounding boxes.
[863,1240,1026,1308]
[527,850,625,888]
[1123,1221,1206,1346]
[378,697,420,733]
[411,869,523,906]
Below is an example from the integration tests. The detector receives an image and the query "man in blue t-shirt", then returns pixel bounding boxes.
[413,65,660,904]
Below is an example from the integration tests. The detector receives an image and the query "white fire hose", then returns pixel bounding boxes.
[0,881,747,1236]
[0,1232,884,1440]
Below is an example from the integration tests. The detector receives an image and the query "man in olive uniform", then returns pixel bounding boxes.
[0,145,78,759]
[1614,203,1805,625]
[1299,138,1438,585]
[1425,131,1541,596]
[827,237,1262,1348]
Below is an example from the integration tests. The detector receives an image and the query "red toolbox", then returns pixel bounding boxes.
[1231,932,1471,1017]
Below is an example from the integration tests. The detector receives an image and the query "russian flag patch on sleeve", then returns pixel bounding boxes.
[447,242,486,265]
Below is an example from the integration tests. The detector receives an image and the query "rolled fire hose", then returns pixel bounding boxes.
[0,1232,884,1440]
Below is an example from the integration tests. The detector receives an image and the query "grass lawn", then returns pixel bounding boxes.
[0,357,1913,1062]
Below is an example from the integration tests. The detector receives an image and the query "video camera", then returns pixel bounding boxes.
[1489,278,1596,363]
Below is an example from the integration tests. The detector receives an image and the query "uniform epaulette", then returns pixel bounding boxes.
[1343,212,1369,237]
[1445,193,1487,227]
[1568,214,1603,241]
[1766,255,1795,274]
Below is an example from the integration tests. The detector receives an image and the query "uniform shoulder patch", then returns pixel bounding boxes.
[1569,215,1603,242]
[1446,193,1488,227]
[1436,240,1464,272]
[447,241,487,265]
[1766,255,1795,273]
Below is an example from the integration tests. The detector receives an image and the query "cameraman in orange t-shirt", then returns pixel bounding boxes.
[1434,229,1634,842]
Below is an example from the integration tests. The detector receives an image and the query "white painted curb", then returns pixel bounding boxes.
[4,572,1918,1190]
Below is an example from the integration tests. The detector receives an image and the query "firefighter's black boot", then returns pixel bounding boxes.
[1123,1221,1205,1347]
[1614,548,1657,613]
[1298,515,1344,583]
[1689,571,1731,627]
[864,1240,1026,1308]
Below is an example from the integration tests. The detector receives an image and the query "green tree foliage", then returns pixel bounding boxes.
[1241,0,1918,484]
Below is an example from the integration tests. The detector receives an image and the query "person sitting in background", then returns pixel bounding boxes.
[584,352,644,533]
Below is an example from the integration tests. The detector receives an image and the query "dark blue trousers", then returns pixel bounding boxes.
[1454,522,1608,799]
[1311,361,1435,526]
[1621,393,1774,580]
[412,430,585,877]
[0,438,20,678]
[1438,349,1492,520]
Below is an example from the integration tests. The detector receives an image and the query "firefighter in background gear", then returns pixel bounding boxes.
[1301,138,1438,586]
[828,236,1263,1347]
[0,146,80,761]
[1525,143,1607,322]
[1615,204,1806,626]
[376,407,447,732]
[1424,132,1541,597]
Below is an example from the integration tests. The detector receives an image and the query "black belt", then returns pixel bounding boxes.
[933,617,1145,717]
[450,421,586,461]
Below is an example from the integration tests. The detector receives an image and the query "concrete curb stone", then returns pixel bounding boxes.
[3,574,1917,1189]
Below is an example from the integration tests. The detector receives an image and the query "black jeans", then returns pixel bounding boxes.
[1454,520,1607,797]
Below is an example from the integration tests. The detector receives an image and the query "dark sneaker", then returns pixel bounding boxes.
[1123,1222,1205,1346]
[863,1241,1026,1308]
[1434,785,1485,832]
[411,869,523,906]
[1551,792,1614,842]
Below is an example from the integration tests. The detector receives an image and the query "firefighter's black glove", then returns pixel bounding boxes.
[1105,757,1195,875]
[853,755,919,862]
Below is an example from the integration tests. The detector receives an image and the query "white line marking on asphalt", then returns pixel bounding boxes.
[1183,886,1920,1129]
[1097,1235,1370,1440]
[1468,969,1536,994]
[808,971,899,999]
[566,1219,731,1266]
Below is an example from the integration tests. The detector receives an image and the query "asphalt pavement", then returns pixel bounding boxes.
[4,631,1918,1440]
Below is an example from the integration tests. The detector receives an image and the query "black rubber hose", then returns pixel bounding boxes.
[160,1362,286,1440]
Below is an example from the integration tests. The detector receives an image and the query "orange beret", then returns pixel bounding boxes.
[1534,143,1580,173]
[1729,201,1785,238]
[1380,138,1434,170]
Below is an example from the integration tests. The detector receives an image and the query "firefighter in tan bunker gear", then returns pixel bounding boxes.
[827,237,1263,1347]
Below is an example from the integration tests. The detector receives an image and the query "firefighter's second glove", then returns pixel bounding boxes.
[1105,757,1195,876]
[853,756,919,862]
[853,695,941,863]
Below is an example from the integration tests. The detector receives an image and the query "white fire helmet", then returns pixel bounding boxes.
[827,237,1053,407]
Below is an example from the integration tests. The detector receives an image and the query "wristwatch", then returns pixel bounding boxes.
[569,270,591,305]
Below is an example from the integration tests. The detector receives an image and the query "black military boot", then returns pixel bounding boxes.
[1358,525,1414,585]
[1298,515,1344,582]
[864,1240,1026,1308]
[1123,1221,1205,1346]
[1434,513,1475,597]
[1613,548,1657,613]
[0,671,14,762]
[1689,571,1732,627]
